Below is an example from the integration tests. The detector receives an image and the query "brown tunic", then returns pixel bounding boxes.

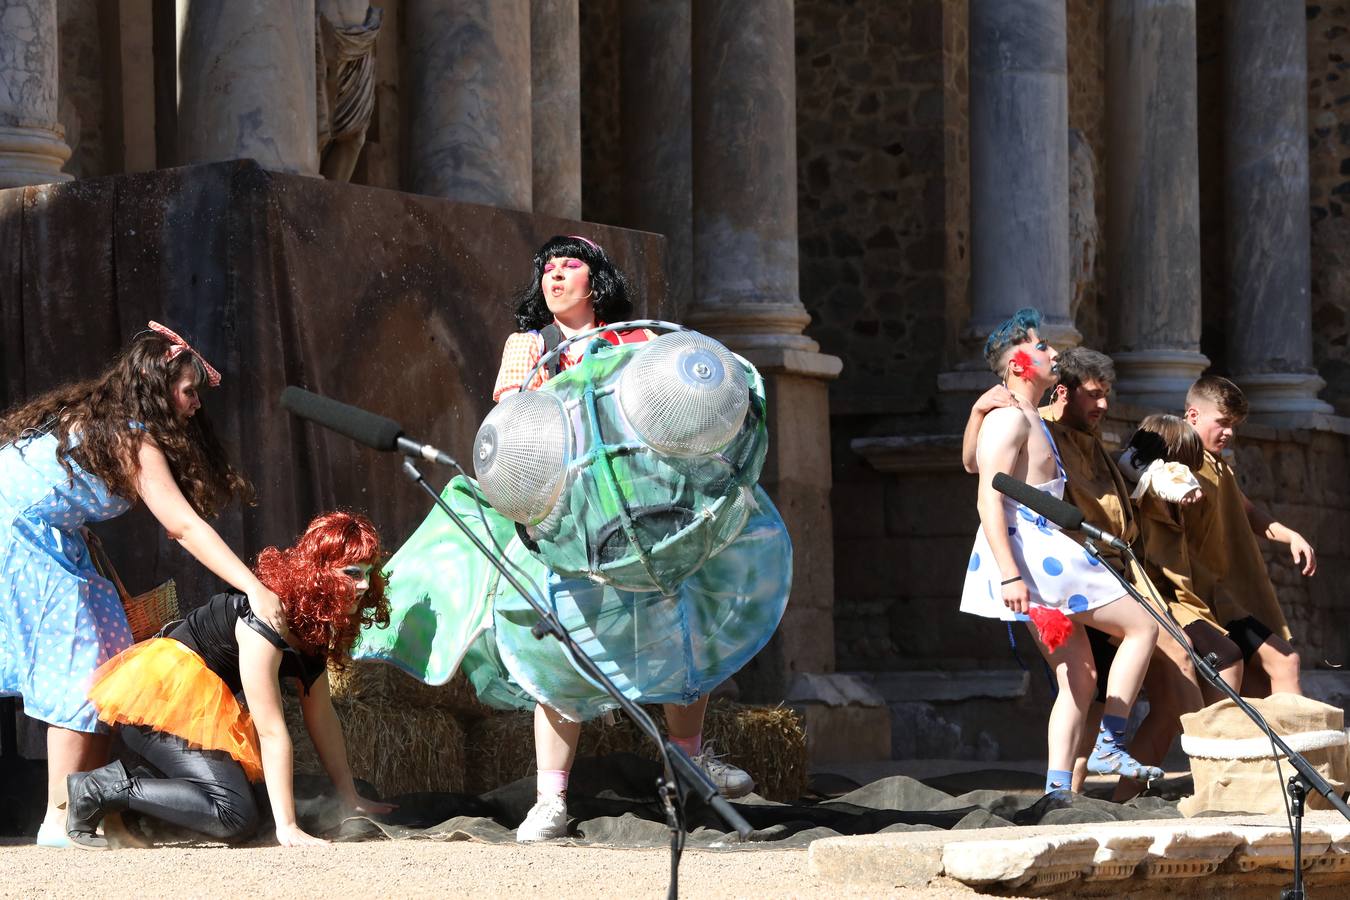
[1135,491,1220,631]
[1038,408,1146,594]
[1182,451,1292,640]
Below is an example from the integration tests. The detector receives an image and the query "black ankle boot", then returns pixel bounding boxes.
[66,760,133,849]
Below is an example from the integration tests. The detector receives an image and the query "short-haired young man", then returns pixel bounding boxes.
[960,309,1161,795]
[1182,375,1314,697]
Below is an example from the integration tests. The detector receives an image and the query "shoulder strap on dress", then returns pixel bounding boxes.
[233,594,288,650]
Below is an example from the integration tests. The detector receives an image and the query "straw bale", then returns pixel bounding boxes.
[464,701,807,801]
[284,693,467,797]
[328,659,493,720]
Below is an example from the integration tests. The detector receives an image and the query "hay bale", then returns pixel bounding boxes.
[328,659,493,721]
[464,701,807,801]
[284,694,467,796]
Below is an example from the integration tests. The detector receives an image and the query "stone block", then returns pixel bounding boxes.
[1084,831,1154,881]
[1233,825,1332,872]
[807,832,944,888]
[1141,825,1244,879]
[794,702,892,764]
[865,669,1028,702]
[786,672,886,707]
[941,835,1097,890]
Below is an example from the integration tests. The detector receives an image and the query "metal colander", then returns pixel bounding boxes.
[618,331,749,457]
[473,389,570,525]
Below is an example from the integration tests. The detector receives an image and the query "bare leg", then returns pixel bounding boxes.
[1246,635,1301,697]
[44,728,109,829]
[1027,624,1097,774]
[533,704,582,773]
[663,695,710,741]
[1070,702,1103,793]
[1073,595,1158,719]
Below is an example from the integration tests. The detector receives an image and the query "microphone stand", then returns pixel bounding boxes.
[399,458,752,898]
[1083,538,1350,899]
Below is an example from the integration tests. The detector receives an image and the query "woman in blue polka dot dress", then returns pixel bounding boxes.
[0,324,287,847]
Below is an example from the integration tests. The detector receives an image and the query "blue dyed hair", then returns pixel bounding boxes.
[983,307,1043,374]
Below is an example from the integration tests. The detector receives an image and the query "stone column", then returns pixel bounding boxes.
[406,0,531,211]
[0,0,71,187]
[531,0,580,219]
[176,0,319,175]
[1105,0,1209,408]
[690,1,841,697]
[969,0,1076,349]
[620,0,693,319]
[938,0,1076,406]
[1224,0,1332,419]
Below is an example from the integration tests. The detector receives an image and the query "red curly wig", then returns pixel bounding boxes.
[252,511,390,669]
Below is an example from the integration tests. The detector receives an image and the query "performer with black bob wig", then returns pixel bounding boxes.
[66,512,395,848]
[493,234,650,400]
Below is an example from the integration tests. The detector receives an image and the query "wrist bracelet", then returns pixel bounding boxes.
[1001,575,1022,585]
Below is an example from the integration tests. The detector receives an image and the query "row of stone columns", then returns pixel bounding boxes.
[957,0,1328,418]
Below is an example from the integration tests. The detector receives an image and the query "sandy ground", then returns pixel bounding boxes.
[0,839,989,899]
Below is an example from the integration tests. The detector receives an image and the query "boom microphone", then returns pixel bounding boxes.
[279,386,457,466]
[991,471,1130,553]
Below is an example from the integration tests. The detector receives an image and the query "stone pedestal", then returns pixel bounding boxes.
[1225,0,1333,419]
[689,1,841,697]
[1105,0,1209,409]
[530,0,580,219]
[406,0,531,210]
[176,0,319,175]
[965,0,1076,350]
[621,0,693,318]
[0,0,71,187]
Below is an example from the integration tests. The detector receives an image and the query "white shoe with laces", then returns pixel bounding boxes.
[516,793,569,842]
[692,743,754,799]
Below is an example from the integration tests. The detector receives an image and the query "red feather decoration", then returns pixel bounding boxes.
[1028,606,1073,653]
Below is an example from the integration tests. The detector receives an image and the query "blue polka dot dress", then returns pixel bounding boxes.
[0,431,135,732]
[961,424,1125,623]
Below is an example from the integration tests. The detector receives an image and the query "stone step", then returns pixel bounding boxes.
[808,812,1350,895]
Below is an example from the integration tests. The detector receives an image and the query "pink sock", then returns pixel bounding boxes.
[670,734,702,757]
[537,769,569,797]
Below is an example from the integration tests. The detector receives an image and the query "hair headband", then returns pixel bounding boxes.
[147,320,221,387]
[567,234,600,252]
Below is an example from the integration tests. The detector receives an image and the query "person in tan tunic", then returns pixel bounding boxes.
[1182,376,1314,697]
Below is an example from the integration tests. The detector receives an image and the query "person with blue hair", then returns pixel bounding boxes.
[959,307,1162,796]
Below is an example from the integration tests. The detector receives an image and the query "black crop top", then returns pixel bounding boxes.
[166,593,327,695]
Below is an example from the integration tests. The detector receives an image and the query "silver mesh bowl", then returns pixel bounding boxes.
[618,331,749,457]
[473,390,570,524]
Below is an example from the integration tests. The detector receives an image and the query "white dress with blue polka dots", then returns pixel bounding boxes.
[960,424,1125,623]
[0,431,135,731]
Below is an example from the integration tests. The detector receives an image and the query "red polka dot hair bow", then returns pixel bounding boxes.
[147,321,222,387]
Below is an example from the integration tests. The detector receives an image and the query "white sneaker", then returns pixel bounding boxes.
[516,794,569,842]
[693,744,754,799]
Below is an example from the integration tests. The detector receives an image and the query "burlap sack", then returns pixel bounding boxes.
[1179,692,1350,816]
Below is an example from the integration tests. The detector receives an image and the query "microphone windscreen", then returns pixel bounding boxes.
[991,471,1085,532]
[280,386,403,452]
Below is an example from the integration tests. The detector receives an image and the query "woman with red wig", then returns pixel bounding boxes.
[63,511,394,848]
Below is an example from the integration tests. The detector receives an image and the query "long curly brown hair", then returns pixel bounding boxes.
[252,511,391,670]
[0,329,251,518]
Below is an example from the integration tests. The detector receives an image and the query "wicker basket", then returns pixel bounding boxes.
[85,531,180,642]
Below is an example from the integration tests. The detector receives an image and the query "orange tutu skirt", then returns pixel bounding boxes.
[88,638,263,782]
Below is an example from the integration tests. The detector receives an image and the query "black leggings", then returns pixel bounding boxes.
[119,725,260,843]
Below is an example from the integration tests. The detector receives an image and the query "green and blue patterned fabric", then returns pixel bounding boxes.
[354,339,791,721]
